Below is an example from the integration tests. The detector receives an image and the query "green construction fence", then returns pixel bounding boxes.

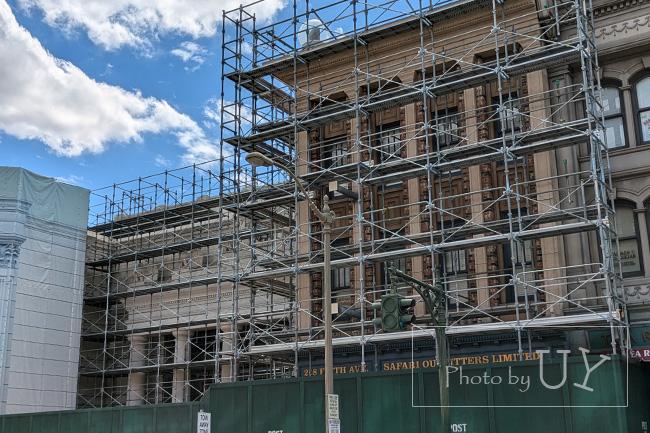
[0,356,647,433]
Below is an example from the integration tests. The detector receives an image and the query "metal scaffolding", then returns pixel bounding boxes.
[78,0,627,408]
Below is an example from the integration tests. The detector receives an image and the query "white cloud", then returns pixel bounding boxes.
[56,174,85,186]
[0,1,220,163]
[241,41,253,55]
[171,41,208,71]
[17,0,286,51]
[203,97,252,131]
[154,154,171,167]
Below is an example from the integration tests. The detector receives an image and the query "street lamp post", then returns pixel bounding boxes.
[245,152,336,430]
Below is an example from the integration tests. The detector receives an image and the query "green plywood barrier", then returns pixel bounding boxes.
[2,414,31,433]
[207,356,649,433]
[0,357,647,433]
[0,402,201,433]
[60,411,88,433]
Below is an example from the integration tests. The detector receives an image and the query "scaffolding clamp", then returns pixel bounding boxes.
[426,163,439,176]
[495,66,509,80]
[353,103,369,117]
[358,255,371,265]
[420,17,433,28]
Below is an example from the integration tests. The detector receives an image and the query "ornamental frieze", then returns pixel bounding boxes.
[619,284,650,301]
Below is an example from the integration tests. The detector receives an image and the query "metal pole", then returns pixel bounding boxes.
[434,267,450,433]
[244,152,336,432]
[322,195,334,432]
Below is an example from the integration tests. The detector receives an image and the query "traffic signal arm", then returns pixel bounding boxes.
[387,265,446,328]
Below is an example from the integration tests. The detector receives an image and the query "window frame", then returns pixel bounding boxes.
[324,135,348,169]
[632,73,650,146]
[499,209,535,303]
[598,83,627,150]
[438,219,470,309]
[439,219,468,275]
[613,201,644,278]
[492,92,523,138]
[376,121,402,164]
[431,107,461,151]
[331,267,351,291]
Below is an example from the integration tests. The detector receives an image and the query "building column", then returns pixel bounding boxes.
[528,68,566,316]
[0,198,29,415]
[635,208,650,278]
[620,85,637,147]
[219,323,234,383]
[127,334,148,406]
[0,239,26,415]
[172,329,190,403]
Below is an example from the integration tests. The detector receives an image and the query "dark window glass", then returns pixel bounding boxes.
[331,267,351,291]
[378,123,402,163]
[325,135,348,168]
[492,93,523,137]
[501,209,534,302]
[598,86,626,149]
[431,108,460,149]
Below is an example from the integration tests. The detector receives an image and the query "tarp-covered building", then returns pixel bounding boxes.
[0,167,89,414]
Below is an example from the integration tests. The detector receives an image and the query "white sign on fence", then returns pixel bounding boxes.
[198,410,211,433]
[327,394,339,419]
[328,418,341,433]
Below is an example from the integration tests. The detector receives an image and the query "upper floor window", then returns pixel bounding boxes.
[599,86,626,149]
[431,108,460,150]
[377,122,401,163]
[500,209,534,303]
[331,267,351,291]
[501,210,534,271]
[439,220,467,275]
[613,201,643,277]
[325,135,347,168]
[635,76,650,144]
[492,93,523,138]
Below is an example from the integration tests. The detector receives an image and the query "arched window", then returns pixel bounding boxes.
[613,201,643,277]
[599,86,625,149]
[635,76,650,145]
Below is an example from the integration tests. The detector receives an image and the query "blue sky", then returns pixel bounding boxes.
[0,0,286,190]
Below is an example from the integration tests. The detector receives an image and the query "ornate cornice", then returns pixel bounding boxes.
[594,0,650,16]
[297,0,535,80]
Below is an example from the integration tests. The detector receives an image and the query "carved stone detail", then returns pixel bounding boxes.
[0,244,21,269]
[595,15,650,39]
[620,284,650,300]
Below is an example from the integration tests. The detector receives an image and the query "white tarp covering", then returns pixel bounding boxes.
[0,167,89,414]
